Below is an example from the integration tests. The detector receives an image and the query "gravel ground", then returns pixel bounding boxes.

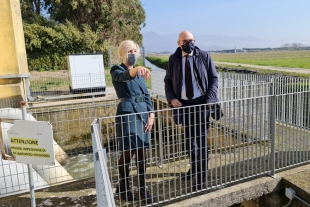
[0,178,97,207]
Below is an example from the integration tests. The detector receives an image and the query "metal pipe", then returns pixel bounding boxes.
[109,47,113,67]
[142,46,146,66]
[20,101,36,207]
[294,195,310,207]
[269,95,276,177]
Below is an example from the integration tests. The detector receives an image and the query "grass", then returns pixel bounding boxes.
[104,67,112,86]
[145,56,169,69]
[215,63,310,78]
[29,57,154,92]
[30,77,70,91]
[145,50,310,78]
[32,50,310,92]
[210,50,310,69]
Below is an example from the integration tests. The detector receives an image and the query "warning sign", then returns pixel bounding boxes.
[8,120,55,165]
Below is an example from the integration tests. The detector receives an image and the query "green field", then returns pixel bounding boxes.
[146,50,310,78]
[210,50,310,69]
[146,50,310,69]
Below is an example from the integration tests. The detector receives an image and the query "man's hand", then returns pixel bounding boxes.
[171,99,182,108]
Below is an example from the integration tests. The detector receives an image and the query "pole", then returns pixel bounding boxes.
[269,95,276,177]
[142,46,146,66]
[109,47,113,67]
[20,101,36,207]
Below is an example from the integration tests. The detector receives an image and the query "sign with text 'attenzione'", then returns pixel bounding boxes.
[8,120,55,165]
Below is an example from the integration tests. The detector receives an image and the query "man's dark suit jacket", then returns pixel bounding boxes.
[164,46,222,124]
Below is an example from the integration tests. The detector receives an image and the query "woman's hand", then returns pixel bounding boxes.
[145,113,155,132]
[135,66,151,80]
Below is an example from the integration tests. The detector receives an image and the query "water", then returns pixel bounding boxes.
[64,153,94,178]
[144,59,165,71]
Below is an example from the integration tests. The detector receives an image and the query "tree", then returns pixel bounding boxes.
[20,0,48,24]
[45,0,146,45]
[20,0,146,70]
[281,43,307,48]
[24,21,103,70]
[281,43,290,48]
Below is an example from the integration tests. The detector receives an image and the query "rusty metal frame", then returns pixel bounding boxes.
[0,118,16,161]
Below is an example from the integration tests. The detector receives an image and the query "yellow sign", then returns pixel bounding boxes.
[10,145,51,158]
[10,138,39,146]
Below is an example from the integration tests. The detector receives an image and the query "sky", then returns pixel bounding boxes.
[139,0,310,48]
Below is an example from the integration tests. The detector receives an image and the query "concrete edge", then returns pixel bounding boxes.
[165,164,310,207]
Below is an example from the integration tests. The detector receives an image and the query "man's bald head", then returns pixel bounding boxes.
[177,31,195,54]
[178,30,194,42]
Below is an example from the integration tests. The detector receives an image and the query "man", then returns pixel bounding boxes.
[164,30,219,190]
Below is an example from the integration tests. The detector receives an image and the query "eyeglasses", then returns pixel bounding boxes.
[180,39,195,45]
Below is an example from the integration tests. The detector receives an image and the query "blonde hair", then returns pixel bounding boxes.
[118,40,140,63]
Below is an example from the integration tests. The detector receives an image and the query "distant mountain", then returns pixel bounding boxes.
[142,32,268,53]
[142,32,177,53]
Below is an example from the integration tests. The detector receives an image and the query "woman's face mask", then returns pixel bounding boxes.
[126,53,138,66]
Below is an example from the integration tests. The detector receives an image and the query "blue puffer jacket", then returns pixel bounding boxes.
[164,46,219,104]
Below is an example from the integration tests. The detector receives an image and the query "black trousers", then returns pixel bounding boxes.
[181,99,210,179]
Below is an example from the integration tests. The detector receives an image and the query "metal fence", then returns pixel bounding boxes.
[19,46,146,104]
[0,100,120,197]
[0,107,73,196]
[1,73,310,205]
[92,91,310,206]
[91,118,116,207]
[0,62,307,108]
[150,70,273,99]
[27,72,108,103]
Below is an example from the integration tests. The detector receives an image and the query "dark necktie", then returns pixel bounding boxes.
[185,55,194,100]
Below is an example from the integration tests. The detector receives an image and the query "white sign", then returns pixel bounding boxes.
[7,120,55,165]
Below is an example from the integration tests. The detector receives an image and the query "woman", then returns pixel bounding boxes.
[110,40,154,204]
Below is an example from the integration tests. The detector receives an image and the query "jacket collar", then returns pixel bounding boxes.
[120,63,129,70]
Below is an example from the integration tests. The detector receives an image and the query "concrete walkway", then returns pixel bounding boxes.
[215,61,310,75]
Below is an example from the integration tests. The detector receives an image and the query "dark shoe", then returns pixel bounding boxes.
[139,174,152,204]
[139,187,152,204]
[192,174,206,191]
[192,178,203,191]
[116,179,136,201]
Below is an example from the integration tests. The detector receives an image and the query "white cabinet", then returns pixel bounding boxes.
[67,54,106,93]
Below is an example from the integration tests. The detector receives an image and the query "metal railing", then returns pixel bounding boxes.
[27,72,107,103]
[18,70,310,105]
[92,91,310,206]
[91,118,116,207]
[1,73,310,205]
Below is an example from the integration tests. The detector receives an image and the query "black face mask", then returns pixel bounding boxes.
[181,42,195,53]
